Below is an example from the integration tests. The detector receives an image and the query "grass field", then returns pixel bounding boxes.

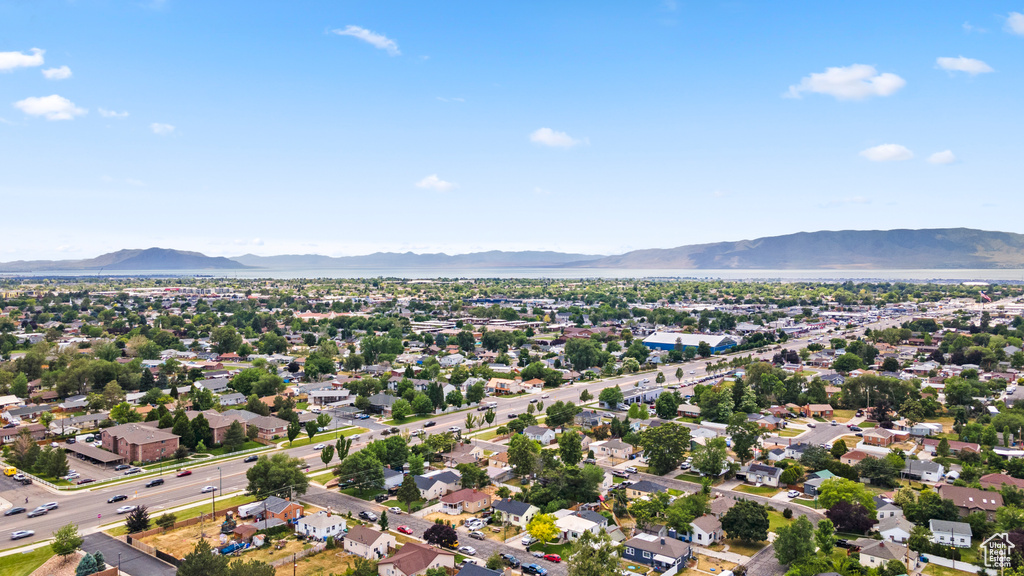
[775,429,803,437]
[767,510,796,534]
[733,485,781,497]
[4,546,55,576]
[279,549,358,576]
[716,538,767,556]
[205,441,264,456]
[308,470,335,485]
[287,426,366,448]
[923,565,968,576]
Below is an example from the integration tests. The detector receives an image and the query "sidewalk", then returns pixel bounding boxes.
[692,545,749,563]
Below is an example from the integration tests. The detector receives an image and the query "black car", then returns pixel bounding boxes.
[3,507,25,516]
[358,511,377,521]
[423,421,436,428]
[76,478,94,485]
[66,437,76,444]
[114,464,131,471]
[374,494,389,503]
[108,494,128,503]
[145,478,164,488]
[244,455,259,463]
[507,413,518,419]
[389,427,400,434]
[836,539,850,549]
[501,554,521,568]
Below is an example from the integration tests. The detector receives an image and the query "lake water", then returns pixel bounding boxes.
[5,268,1024,282]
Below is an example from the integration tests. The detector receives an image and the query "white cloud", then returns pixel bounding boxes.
[98,108,129,118]
[529,127,583,148]
[331,25,400,56]
[928,150,956,164]
[859,144,914,162]
[0,48,44,71]
[150,122,175,135]
[13,94,86,120]
[41,65,72,80]
[963,21,987,33]
[1007,12,1024,35]
[786,64,906,100]
[936,56,993,75]
[415,174,456,192]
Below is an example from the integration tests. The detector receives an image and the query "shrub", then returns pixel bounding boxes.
[783,508,793,519]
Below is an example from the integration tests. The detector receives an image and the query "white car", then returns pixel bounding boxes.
[388,507,403,515]
[201,485,218,493]
[458,546,477,556]
[787,490,801,498]
[10,530,34,540]
[624,466,638,474]
[116,505,138,514]
[313,444,326,450]
[448,426,461,433]
[541,394,550,399]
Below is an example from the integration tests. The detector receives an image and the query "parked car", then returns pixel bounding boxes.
[177,470,192,477]
[114,464,131,471]
[541,394,550,399]
[679,462,691,470]
[66,437,76,444]
[501,554,521,568]
[76,478,94,485]
[543,554,561,563]
[201,486,217,493]
[464,519,486,530]
[359,511,377,521]
[624,466,638,474]
[583,458,597,465]
[612,470,630,478]
[522,564,547,576]
[850,426,862,432]
[116,505,137,514]
[108,495,128,503]
[244,455,259,463]
[830,420,838,426]
[468,531,485,540]
[4,507,26,516]
[529,398,538,404]
[396,525,413,535]
[26,508,48,518]
[806,422,816,428]
[424,421,437,427]
[388,506,403,515]
[458,546,477,556]
[459,559,478,566]
[531,552,544,558]
[522,535,538,546]
[836,539,851,549]
[374,494,389,503]
[787,490,801,498]
[11,530,34,540]
[124,468,143,475]
[145,479,164,488]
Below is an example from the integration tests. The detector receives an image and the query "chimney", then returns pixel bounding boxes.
[661,538,665,545]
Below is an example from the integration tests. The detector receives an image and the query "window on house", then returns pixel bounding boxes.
[643,552,651,559]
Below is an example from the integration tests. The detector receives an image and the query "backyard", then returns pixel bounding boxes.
[278,549,359,576]
[733,485,781,497]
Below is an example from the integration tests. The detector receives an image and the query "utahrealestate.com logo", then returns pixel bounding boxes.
[982,533,1014,568]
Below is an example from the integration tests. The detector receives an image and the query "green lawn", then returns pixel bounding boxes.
[613,476,625,484]
[859,422,877,428]
[308,470,335,485]
[390,499,429,513]
[775,429,802,437]
[734,485,781,497]
[340,487,387,501]
[533,541,572,556]
[287,426,366,448]
[667,489,684,496]
[205,441,264,456]
[674,473,708,483]
[923,565,968,576]
[4,546,55,576]
[719,538,767,556]
[767,510,795,534]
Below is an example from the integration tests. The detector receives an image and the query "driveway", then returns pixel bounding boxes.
[80,532,176,576]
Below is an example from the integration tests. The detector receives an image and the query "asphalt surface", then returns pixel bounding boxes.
[0,311,917,549]
[81,532,177,576]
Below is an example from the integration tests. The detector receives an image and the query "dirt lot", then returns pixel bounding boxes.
[693,554,737,573]
[140,523,308,561]
[276,549,358,576]
[425,510,477,526]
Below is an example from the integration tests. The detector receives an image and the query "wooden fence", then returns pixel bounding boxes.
[129,503,246,539]
[268,543,326,568]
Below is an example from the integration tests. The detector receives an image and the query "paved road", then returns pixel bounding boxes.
[300,487,566,576]
[81,532,176,576]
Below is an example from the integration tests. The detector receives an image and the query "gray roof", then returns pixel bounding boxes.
[221,409,261,422]
[929,519,973,537]
[623,533,690,559]
[456,565,503,576]
[629,480,667,493]
[747,463,783,478]
[260,496,296,515]
[576,509,607,526]
[903,460,943,474]
[369,393,397,407]
[877,516,912,534]
[383,468,404,479]
[492,498,534,516]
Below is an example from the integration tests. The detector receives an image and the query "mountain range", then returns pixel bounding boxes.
[4,228,1024,272]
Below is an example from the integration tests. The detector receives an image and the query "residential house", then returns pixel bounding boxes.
[574,410,602,428]
[492,498,539,528]
[523,426,556,445]
[929,519,973,548]
[383,468,405,491]
[803,470,835,497]
[555,515,602,542]
[892,420,943,437]
[101,423,179,463]
[368,393,398,415]
[626,480,668,500]
[938,485,1004,521]
[622,534,691,570]
[840,450,871,466]
[252,496,304,522]
[378,542,455,576]
[414,470,461,500]
[858,541,916,570]
[901,460,944,483]
[979,473,1024,491]
[247,415,289,441]
[345,525,397,560]
[922,438,980,456]
[487,451,510,469]
[876,516,913,543]
[677,404,701,418]
[441,488,491,515]
[439,354,466,368]
[803,404,834,418]
[486,378,522,396]
[591,439,634,460]
[739,463,783,488]
[862,428,895,448]
[220,392,246,406]
[876,499,904,520]
[443,443,484,467]
[689,515,722,545]
[295,512,347,541]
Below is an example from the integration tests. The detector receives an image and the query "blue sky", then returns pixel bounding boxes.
[3,1,1023,260]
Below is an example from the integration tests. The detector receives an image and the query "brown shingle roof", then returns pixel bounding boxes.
[441,488,490,505]
[103,423,178,445]
[938,485,1003,512]
[346,525,386,546]
[379,542,453,575]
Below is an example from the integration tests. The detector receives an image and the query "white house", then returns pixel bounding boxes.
[929,519,973,548]
[901,460,944,483]
[689,515,722,545]
[439,354,466,368]
[295,512,347,541]
[858,541,917,569]
[492,498,540,529]
[344,525,396,560]
[876,501,904,520]
[876,516,912,543]
[523,426,556,445]
[555,515,601,542]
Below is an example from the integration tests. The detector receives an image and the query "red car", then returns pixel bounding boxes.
[396,526,413,535]
[176,470,192,477]
[543,554,561,563]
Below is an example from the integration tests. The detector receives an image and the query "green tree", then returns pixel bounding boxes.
[818,478,877,515]
[446,389,464,408]
[466,382,486,404]
[227,558,275,576]
[125,505,151,533]
[305,420,318,440]
[396,474,421,511]
[598,385,624,408]
[774,516,815,565]
[75,553,99,576]
[565,530,622,576]
[692,437,728,478]
[212,326,243,354]
[830,439,848,459]
[815,518,836,556]
[486,551,504,571]
[832,353,864,374]
[936,437,951,458]
[508,434,541,476]
[245,453,310,496]
[407,452,424,476]
[103,380,126,409]
[637,422,691,475]
[335,451,384,494]
[526,513,559,543]
[726,413,767,465]
[110,401,142,424]
[320,444,335,469]
[223,420,246,452]
[177,540,229,576]
[378,510,389,531]
[721,499,769,542]
[287,420,301,444]
[655,392,681,419]
[391,398,411,421]
[697,341,712,358]
[558,430,584,466]
[51,522,83,560]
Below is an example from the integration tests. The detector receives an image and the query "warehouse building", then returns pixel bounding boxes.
[641,332,737,354]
